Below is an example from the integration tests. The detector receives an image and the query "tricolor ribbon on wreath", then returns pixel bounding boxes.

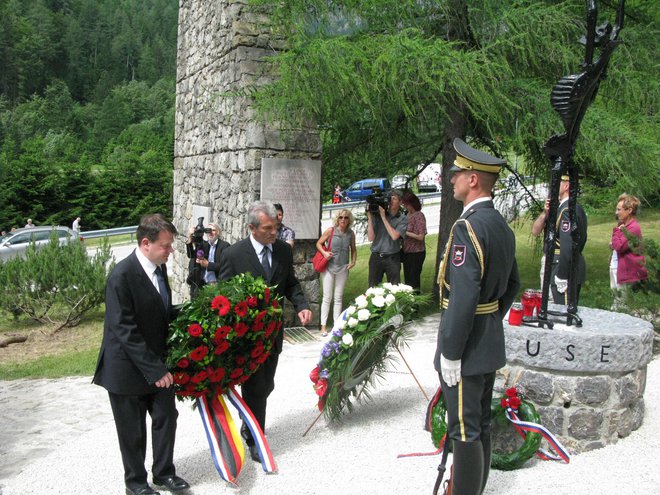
[398,386,571,470]
[166,274,284,485]
[197,387,277,484]
[504,406,571,463]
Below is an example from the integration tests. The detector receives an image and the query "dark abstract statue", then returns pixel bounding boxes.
[538,0,626,327]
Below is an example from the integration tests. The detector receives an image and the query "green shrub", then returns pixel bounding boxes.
[0,235,114,330]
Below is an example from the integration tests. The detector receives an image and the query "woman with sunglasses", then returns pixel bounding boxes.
[316,209,357,336]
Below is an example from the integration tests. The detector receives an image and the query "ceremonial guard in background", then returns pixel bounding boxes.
[434,139,520,495]
[532,175,588,305]
[551,176,587,305]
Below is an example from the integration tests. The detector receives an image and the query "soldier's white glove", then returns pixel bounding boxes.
[441,354,461,388]
[554,276,568,294]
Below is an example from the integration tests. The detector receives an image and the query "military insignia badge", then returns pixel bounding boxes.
[452,245,466,266]
[561,220,570,232]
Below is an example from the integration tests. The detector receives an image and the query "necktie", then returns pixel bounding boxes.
[154,266,169,310]
[260,246,271,279]
[205,243,217,283]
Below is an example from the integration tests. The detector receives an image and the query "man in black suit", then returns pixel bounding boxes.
[93,214,190,495]
[434,139,520,495]
[218,200,312,461]
[185,222,230,298]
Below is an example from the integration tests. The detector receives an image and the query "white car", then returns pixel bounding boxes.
[0,226,81,261]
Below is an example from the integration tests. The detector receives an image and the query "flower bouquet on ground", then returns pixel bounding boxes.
[167,273,283,484]
[309,283,428,422]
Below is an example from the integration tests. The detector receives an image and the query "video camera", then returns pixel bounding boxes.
[366,187,389,213]
[191,216,212,250]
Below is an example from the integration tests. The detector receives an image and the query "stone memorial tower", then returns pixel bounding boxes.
[172,0,322,316]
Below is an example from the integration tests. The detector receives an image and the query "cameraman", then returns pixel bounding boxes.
[185,222,230,298]
[366,188,408,287]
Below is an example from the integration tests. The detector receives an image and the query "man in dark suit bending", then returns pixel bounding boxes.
[219,200,312,461]
[93,214,189,495]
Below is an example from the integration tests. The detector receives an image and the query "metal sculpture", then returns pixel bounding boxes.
[536,0,625,328]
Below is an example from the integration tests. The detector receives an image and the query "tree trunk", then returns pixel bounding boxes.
[0,334,28,348]
[432,0,475,305]
[433,108,467,305]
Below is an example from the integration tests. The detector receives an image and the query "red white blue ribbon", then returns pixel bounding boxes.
[226,386,278,473]
[196,394,245,485]
[505,408,571,464]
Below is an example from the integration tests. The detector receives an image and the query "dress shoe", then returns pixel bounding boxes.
[248,444,261,463]
[125,487,160,495]
[152,475,190,492]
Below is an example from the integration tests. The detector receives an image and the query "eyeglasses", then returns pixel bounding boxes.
[338,215,349,220]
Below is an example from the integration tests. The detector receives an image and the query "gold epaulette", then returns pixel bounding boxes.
[440,299,499,315]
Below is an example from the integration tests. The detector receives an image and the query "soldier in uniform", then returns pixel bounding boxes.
[531,175,587,305]
[434,138,520,495]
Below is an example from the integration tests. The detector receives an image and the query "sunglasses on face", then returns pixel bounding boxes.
[338,215,349,220]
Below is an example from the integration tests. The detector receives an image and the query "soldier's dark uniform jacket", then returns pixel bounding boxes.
[551,198,587,299]
[433,201,520,376]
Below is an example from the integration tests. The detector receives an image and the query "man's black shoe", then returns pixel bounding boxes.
[152,475,190,492]
[248,444,261,463]
[125,487,160,495]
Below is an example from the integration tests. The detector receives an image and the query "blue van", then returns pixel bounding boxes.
[343,178,391,201]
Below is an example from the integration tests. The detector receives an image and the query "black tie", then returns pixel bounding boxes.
[260,246,271,279]
[154,266,169,310]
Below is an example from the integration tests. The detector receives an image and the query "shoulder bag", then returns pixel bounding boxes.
[312,228,334,273]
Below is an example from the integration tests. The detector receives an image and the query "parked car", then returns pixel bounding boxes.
[417,180,441,193]
[391,174,439,193]
[391,174,412,189]
[343,178,391,201]
[0,226,81,261]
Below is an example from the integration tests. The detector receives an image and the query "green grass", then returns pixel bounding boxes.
[2,208,657,380]
[0,309,104,380]
[340,208,659,320]
[0,347,99,379]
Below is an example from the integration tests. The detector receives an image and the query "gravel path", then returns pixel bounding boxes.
[1,315,658,495]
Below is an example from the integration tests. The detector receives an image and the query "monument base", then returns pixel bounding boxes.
[496,305,653,453]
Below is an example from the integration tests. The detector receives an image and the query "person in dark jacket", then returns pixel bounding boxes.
[218,201,311,462]
[185,222,230,298]
[93,214,190,495]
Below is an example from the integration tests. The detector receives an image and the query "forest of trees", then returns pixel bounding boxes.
[0,0,178,230]
[249,0,658,283]
[1,0,657,233]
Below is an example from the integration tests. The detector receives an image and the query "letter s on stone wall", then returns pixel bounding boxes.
[565,344,575,361]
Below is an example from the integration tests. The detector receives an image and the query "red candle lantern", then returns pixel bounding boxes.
[521,289,536,318]
[508,303,523,326]
[534,289,543,314]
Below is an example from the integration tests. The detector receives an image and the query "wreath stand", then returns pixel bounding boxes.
[303,316,430,436]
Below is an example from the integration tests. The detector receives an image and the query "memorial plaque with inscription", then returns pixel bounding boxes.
[260,158,322,240]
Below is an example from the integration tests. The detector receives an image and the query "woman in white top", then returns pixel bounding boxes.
[316,209,357,336]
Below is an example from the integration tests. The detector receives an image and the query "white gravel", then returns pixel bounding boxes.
[1,315,658,495]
